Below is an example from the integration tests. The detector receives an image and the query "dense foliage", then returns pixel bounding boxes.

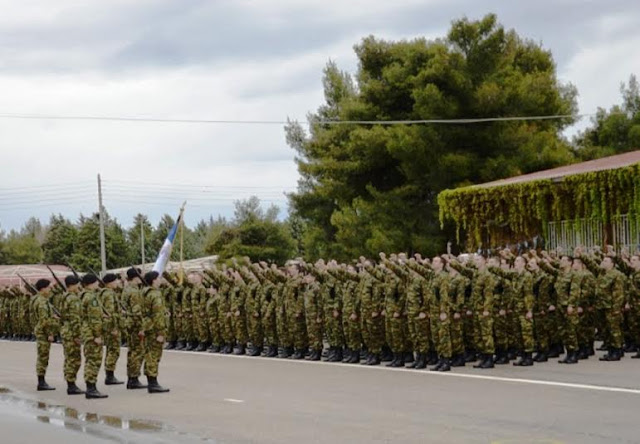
[286,14,578,260]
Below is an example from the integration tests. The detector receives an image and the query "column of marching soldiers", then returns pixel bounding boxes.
[1,245,640,400]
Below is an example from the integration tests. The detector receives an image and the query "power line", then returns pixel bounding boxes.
[104,179,296,190]
[0,111,602,126]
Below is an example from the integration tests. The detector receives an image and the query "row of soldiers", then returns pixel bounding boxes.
[2,246,638,379]
[2,269,170,398]
[156,247,639,371]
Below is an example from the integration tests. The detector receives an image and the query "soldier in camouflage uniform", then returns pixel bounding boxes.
[319,261,344,362]
[629,255,640,359]
[405,259,432,369]
[527,258,553,362]
[230,270,249,355]
[359,261,385,366]
[382,259,407,368]
[597,256,627,361]
[189,272,211,352]
[60,275,85,395]
[258,264,279,357]
[303,272,323,361]
[284,263,308,359]
[33,279,60,391]
[339,265,362,364]
[101,273,124,385]
[121,268,147,389]
[571,258,596,360]
[242,266,264,356]
[448,266,469,367]
[471,255,497,369]
[142,271,170,393]
[80,274,108,399]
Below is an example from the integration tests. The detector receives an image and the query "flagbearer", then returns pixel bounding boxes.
[33,278,60,391]
[143,271,170,393]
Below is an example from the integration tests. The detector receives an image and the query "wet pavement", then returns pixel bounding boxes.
[0,386,213,443]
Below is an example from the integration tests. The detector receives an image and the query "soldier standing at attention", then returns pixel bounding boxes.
[81,273,108,399]
[122,267,147,389]
[101,273,124,385]
[33,278,60,391]
[597,256,627,361]
[60,275,85,395]
[142,271,170,393]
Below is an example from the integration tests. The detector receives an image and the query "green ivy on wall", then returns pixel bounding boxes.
[438,163,640,249]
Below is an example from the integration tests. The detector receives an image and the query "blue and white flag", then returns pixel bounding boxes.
[152,208,184,275]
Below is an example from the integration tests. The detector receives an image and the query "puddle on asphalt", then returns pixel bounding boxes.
[0,386,214,443]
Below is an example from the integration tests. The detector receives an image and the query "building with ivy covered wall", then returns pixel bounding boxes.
[437,150,640,252]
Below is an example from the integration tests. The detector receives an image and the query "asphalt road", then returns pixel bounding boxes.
[1,340,639,444]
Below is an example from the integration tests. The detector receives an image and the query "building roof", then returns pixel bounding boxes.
[476,150,640,189]
[0,264,73,288]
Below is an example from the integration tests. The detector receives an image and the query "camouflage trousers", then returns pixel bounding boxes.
[385,316,406,353]
[410,316,431,354]
[183,312,195,342]
[248,312,264,348]
[261,311,277,347]
[104,331,121,372]
[288,314,308,349]
[232,312,249,345]
[342,315,362,351]
[534,312,550,352]
[83,341,103,384]
[62,338,82,382]
[276,307,291,347]
[451,316,465,356]
[196,313,210,344]
[474,314,494,354]
[324,311,344,348]
[36,337,51,376]
[361,313,384,354]
[144,337,164,377]
[305,314,323,350]
[578,310,596,348]
[127,331,145,378]
[560,310,579,352]
[435,317,452,359]
[518,314,535,353]
[220,313,234,345]
[493,312,509,351]
[605,309,623,349]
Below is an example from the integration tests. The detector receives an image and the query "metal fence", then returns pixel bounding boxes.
[547,214,640,253]
[547,218,603,253]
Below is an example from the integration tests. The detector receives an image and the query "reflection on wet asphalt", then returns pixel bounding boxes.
[0,386,215,443]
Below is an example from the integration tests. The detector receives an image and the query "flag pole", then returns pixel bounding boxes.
[178,201,186,285]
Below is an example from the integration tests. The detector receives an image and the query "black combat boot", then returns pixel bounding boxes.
[381,347,393,362]
[126,377,147,389]
[623,342,637,353]
[195,342,207,352]
[577,346,589,360]
[346,350,360,364]
[386,353,399,367]
[164,341,176,350]
[559,350,578,364]
[147,376,170,393]
[364,353,380,366]
[513,352,533,366]
[632,350,640,359]
[249,345,263,357]
[414,353,427,369]
[430,358,444,371]
[325,346,336,362]
[404,352,414,364]
[495,349,509,365]
[292,348,305,360]
[450,354,465,367]
[85,382,108,399]
[342,348,352,362]
[37,376,55,391]
[186,342,198,351]
[391,353,405,368]
[507,348,517,361]
[438,358,451,372]
[533,350,548,362]
[464,350,477,363]
[426,351,439,366]
[105,371,124,385]
[333,347,343,362]
[265,345,278,358]
[175,340,186,350]
[599,348,622,361]
[66,380,85,395]
[234,344,246,355]
[208,343,220,353]
[548,344,562,358]
[406,353,418,369]
[479,353,495,369]
[307,349,321,361]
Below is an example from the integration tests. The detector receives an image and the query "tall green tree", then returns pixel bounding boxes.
[42,214,78,265]
[1,229,43,264]
[206,198,296,264]
[286,13,578,259]
[127,213,154,265]
[574,74,640,160]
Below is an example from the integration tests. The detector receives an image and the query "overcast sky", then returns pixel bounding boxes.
[1,0,639,232]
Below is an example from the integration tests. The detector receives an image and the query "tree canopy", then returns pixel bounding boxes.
[286,14,578,260]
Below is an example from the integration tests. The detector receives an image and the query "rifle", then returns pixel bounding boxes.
[88,267,106,287]
[17,273,62,318]
[45,265,67,292]
[130,265,146,286]
[65,261,81,280]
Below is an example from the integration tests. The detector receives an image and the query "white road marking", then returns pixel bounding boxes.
[166,347,640,395]
[223,398,245,403]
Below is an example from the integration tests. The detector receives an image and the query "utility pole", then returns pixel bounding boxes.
[140,216,146,272]
[97,174,107,275]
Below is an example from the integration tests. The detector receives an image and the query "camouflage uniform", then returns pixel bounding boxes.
[33,293,60,377]
[449,273,470,358]
[596,268,626,350]
[61,290,83,382]
[303,279,323,353]
[142,287,167,377]
[384,271,406,354]
[359,268,385,357]
[101,287,122,373]
[245,278,264,351]
[121,283,145,378]
[472,270,496,355]
[321,272,344,352]
[284,276,307,354]
[82,289,105,384]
